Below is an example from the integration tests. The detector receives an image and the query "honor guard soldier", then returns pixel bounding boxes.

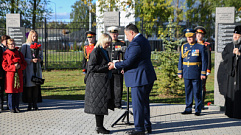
[178,28,207,116]
[82,31,96,74]
[106,26,126,108]
[194,26,211,110]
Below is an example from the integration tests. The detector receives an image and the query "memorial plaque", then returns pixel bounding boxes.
[6,14,21,35]
[214,7,235,107]
[217,23,236,52]
[8,27,26,47]
[216,7,235,23]
[118,26,125,41]
[104,12,120,26]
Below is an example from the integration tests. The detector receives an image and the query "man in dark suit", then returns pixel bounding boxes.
[108,23,157,135]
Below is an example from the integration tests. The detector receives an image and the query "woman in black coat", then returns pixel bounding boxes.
[84,33,114,134]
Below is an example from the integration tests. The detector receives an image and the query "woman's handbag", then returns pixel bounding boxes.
[31,76,45,85]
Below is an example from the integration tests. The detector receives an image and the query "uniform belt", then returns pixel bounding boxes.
[183,62,201,66]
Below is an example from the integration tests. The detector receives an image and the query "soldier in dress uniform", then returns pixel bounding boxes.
[194,26,211,110]
[178,28,207,116]
[106,26,126,108]
[82,31,96,74]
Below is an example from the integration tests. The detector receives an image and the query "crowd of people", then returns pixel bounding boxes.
[83,24,241,134]
[0,30,43,113]
[1,23,241,134]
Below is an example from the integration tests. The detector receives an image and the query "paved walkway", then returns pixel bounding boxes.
[1,99,241,135]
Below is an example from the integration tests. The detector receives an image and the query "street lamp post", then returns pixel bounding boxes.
[89,6,91,31]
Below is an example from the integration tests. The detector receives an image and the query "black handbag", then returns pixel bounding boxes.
[31,76,45,85]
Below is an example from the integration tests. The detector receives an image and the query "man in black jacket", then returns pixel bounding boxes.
[106,26,126,108]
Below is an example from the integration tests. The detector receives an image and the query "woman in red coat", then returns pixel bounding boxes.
[2,39,27,113]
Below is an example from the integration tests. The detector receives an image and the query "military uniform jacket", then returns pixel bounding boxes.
[178,42,207,79]
[106,40,126,74]
[198,41,211,73]
[82,44,95,71]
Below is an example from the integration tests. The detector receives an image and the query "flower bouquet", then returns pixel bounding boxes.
[30,42,44,85]
[30,42,41,74]
[30,42,41,58]
[12,57,21,88]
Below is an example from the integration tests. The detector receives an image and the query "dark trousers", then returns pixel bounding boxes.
[201,77,207,108]
[95,115,104,127]
[184,79,202,113]
[8,93,20,110]
[0,81,4,109]
[110,74,123,108]
[27,86,38,107]
[131,83,153,132]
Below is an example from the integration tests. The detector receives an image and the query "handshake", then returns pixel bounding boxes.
[108,62,115,70]
[108,61,124,74]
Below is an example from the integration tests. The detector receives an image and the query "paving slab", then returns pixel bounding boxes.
[1,99,241,135]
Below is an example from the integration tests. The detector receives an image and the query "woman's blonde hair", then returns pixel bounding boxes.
[26,30,38,43]
[95,33,112,48]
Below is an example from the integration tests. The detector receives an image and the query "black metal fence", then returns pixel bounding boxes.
[0,19,215,70]
[28,20,93,70]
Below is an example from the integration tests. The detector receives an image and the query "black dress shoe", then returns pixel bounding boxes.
[33,107,39,111]
[96,127,110,134]
[27,106,32,111]
[181,111,192,114]
[15,108,20,113]
[126,130,145,135]
[195,112,201,116]
[27,103,32,111]
[146,128,152,133]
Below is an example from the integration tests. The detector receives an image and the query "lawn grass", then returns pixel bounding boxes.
[41,70,86,100]
[41,52,215,104]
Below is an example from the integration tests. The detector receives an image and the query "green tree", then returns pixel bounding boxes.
[135,0,173,36]
[157,18,184,96]
[0,0,52,29]
[70,1,96,31]
[24,0,52,29]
